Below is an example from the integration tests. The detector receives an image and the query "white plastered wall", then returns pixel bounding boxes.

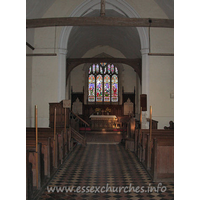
[123,65,136,93]
[26,46,33,127]
[149,56,174,129]
[149,28,174,128]
[27,1,84,127]
[124,0,174,128]
[70,65,85,93]
[31,54,59,127]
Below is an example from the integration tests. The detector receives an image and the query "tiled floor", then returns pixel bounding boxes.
[38,144,174,200]
[84,133,123,144]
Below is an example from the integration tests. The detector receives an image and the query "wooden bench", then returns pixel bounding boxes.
[26,124,82,199]
[139,130,174,163]
[26,148,33,200]
[26,138,52,178]
[26,143,43,190]
[132,128,174,182]
[27,128,68,166]
[27,134,61,169]
[144,132,174,169]
[135,129,173,159]
[150,137,174,182]
[26,128,68,199]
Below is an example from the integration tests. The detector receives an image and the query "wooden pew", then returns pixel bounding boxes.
[144,132,174,169]
[26,143,43,189]
[146,118,158,129]
[26,150,33,200]
[132,128,174,182]
[26,105,71,199]
[26,133,59,170]
[26,129,69,199]
[26,128,68,166]
[150,137,174,182]
[26,137,52,178]
[136,129,174,161]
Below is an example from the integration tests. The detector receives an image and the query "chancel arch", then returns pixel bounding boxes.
[58,0,149,115]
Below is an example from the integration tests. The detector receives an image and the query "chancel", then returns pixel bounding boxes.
[26,0,174,199]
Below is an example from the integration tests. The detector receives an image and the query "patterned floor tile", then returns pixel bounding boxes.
[38,144,174,200]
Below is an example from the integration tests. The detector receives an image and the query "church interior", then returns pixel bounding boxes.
[25,0,176,199]
[0,0,193,199]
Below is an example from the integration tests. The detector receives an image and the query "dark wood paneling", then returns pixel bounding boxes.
[49,101,69,128]
[140,94,147,111]
[71,92,84,107]
[123,92,135,105]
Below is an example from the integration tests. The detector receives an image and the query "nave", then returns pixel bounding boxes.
[38,143,174,200]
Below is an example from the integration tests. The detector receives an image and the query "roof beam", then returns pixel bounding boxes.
[26,53,57,56]
[26,17,174,29]
[148,53,174,56]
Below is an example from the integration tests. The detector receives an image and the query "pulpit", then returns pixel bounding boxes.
[90,115,117,130]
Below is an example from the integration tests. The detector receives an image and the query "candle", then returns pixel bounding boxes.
[54,107,56,140]
[35,105,38,151]
[35,105,39,188]
[64,108,66,133]
[54,107,56,166]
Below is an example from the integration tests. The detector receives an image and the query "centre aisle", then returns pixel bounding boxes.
[38,144,174,200]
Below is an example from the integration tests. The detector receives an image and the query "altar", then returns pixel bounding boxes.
[90,115,117,130]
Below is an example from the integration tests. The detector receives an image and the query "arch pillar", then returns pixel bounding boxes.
[58,48,67,101]
[141,48,149,129]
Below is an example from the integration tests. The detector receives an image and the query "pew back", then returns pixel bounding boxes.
[151,138,174,182]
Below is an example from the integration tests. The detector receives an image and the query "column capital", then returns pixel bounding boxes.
[140,48,149,55]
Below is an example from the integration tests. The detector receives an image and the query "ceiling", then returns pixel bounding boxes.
[67,10,141,59]
[26,0,55,19]
[26,0,174,19]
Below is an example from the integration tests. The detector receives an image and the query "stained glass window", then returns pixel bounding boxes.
[92,64,95,73]
[89,66,91,74]
[88,75,95,102]
[104,75,110,102]
[96,75,103,102]
[96,64,99,73]
[111,75,118,102]
[111,64,114,74]
[115,67,118,74]
[104,67,106,74]
[100,63,107,66]
[88,63,118,103]
[108,64,111,74]
[100,66,103,74]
